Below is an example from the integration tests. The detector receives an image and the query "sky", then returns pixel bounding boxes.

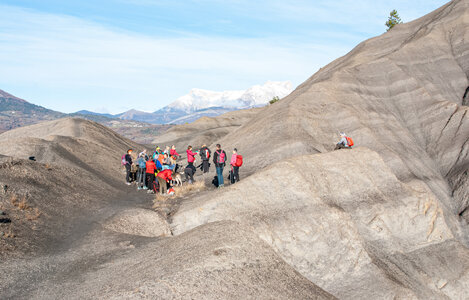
[0,0,449,114]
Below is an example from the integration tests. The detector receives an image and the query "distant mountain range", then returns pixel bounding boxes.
[0,81,292,134]
[0,90,170,143]
[77,81,293,124]
[0,89,65,133]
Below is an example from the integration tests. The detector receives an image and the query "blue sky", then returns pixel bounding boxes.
[0,0,449,114]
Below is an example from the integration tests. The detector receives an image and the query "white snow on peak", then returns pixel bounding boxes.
[167,81,293,112]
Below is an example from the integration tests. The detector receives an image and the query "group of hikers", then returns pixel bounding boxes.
[121,132,352,195]
[121,143,244,195]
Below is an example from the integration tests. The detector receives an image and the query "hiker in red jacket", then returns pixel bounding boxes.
[156,169,173,195]
[186,146,198,167]
[145,160,157,193]
[230,148,242,183]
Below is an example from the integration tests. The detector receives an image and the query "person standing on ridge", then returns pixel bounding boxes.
[145,158,157,193]
[124,149,133,185]
[230,148,242,183]
[213,144,226,188]
[186,146,198,167]
[136,153,147,190]
[170,145,180,165]
[199,144,211,173]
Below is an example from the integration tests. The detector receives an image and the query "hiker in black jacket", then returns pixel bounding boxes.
[124,149,133,185]
[213,144,227,188]
[199,144,211,173]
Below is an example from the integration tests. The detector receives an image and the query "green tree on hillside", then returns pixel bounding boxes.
[385,10,402,31]
[269,96,280,105]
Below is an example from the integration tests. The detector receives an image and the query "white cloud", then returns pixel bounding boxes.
[0,4,350,113]
[0,0,448,113]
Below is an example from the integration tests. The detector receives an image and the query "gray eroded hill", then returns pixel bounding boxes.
[172,148,469,299]
[0,118,332,299]
[1,1,469,299]
[155,0,469,298]
[0,118,143,256]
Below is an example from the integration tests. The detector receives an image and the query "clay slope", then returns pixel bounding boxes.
[165,0,469,221]
[153,107,262,150]
[0,117,142,181]
[1,222,333,299]
[157,0,469,298]
[172,148,469,299]
[0,118,142,256]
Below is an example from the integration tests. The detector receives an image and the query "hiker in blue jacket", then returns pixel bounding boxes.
[136,153,147,190]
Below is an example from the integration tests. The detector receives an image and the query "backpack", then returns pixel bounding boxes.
[155,159,163,171]
[205,149,210,159]
[217,151,225,164]
[121,154,127,165]
[235,155,243,167]
[346,137,354,147]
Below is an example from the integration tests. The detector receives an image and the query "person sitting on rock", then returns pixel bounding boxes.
[156,169,173,195]
[335,132,354,150]
[184,163,197,184]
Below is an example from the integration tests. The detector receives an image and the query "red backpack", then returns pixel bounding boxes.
[217,151,226,164]
[235,155,243,167]
[205,149,210,159]
[346,137,354,147]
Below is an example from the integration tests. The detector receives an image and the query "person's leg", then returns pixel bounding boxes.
[141,168,146,187]
[125,164,131,183]
[136,168,142,188]
[203,160,208,173]
[234,166,239,182]
[216,167,221,185]
[158,177,167,194]
[189,171,194,183]
[217,166,224,186]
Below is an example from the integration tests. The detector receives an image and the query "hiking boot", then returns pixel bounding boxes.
[125,182,131,186]
[147,190,154,194]
[143,186,148,190]
[137,187,142,190]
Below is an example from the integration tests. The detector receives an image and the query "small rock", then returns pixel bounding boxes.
[0,217,12,224]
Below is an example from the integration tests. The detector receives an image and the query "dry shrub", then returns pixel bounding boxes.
[152,181,206,210]
[9,194,18,206]
[4,227,15,238]
[173,181,206,198]
[18,196,29,210]
[26,208,41,221]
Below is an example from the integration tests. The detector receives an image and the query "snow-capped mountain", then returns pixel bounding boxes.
[77,81,294,124]
[167,81,293,113]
